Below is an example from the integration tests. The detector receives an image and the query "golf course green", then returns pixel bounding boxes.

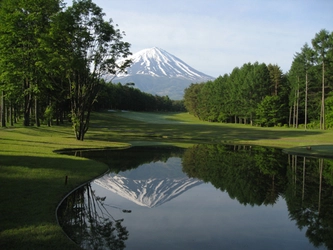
[1,111,333,249]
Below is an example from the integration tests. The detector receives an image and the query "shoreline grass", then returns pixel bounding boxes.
[1,111,333,249]
[0,124,129,250]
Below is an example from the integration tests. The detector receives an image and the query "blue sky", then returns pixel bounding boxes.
[64,0,333,77]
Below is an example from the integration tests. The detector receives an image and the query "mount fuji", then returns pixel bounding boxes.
[93,157,203,208]
[112,47,214,100]
[94,174,202,208]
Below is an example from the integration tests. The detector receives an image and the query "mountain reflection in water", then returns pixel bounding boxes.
[94,157,203,208]
[57,145,333,250]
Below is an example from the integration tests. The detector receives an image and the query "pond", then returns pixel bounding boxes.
[57,145,333,250]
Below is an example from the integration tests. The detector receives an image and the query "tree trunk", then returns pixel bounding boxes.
[293,89,296,128]
[1,90,6,127]
[56,106,60,125]
[75,109,91,141]
[47,98,52,127]
[9,101,13,126]
[305,71,308,130]
[14,104,18,124]
[296,80,300,128]
[289,106,292,127]
[320,61,325,130]
[35,96,40,127]
[23,79,32,126]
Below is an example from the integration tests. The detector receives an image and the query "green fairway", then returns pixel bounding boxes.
[89,111,333,151]
[1,111,333,249]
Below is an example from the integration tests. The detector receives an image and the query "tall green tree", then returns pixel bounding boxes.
[0,0,62,126]
[226,67,243,123]
[197,80,218,121]
[244,62,272,126]
[268,64,283,96]
[312,29,333,130]
[256,95,284,127]
[0,90,5,127]
[49,0,131,140]
[296,43,315,129]
[211,74,230,122]
[325,93,333,128]
[288,56,302,128]
[184,83,205,118]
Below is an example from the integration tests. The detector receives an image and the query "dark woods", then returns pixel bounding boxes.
[94,82,185,113]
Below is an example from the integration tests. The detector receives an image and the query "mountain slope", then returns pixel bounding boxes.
[116,47,213,81]
[112,47,214,100]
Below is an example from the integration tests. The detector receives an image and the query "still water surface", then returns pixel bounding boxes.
[58,145,333,250]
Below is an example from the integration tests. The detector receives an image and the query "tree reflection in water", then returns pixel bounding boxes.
[182,144,333,249]
[58,144,333,249]
[57,183,129,250]
[286,155,333,249]
[182,144,288,206]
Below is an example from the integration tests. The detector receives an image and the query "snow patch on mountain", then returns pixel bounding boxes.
[94,173,203,208]
[115,47,213,81]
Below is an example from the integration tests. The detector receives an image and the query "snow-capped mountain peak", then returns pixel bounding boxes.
[94,174,202,208]
[116,47,213,81]
[93,158,203,208]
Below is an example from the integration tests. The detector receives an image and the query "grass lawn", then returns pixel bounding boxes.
[0,124,129,250]
[89,111,333,157]
[1,111,333,249]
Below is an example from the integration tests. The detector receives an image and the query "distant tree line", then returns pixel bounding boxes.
[94,82,185,112]
[184,29,333,129]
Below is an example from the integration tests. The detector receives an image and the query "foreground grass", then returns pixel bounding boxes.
[0,125,129,250]
[1,111,333,249]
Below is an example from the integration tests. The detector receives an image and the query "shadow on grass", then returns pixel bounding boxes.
[87,112,326,147]
[0,137,70,147]
[88,120,323,145]
[13,126,74,137]
[0,155,107,250]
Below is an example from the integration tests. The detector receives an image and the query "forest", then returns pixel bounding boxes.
[0,0,332,141]
[184,30,333,129]
[0,0,184,141]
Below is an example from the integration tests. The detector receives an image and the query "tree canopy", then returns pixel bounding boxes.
[0,0,186,139]
[183,29,333,129]
[1,5,332,138]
